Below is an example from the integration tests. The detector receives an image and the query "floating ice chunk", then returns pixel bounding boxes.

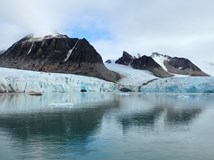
[48,103,74,107]
[178,95,190,99]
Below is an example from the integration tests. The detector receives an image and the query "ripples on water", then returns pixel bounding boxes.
[0,93,214,160]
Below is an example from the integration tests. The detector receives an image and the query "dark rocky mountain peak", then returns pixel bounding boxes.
[165,57,209,76]
[115,51,134,65]
[0,34,120,82]
[105,60,112,64]
[130,55,172,78]
[151,52,208,76]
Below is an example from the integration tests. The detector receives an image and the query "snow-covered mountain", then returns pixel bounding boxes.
[110,51,209,77]
[105,60,157,86]
[151,52,208,76]
[0,34,213,94]
[113,51,172,78]
[0,34,119,82]
[104,60,214,93]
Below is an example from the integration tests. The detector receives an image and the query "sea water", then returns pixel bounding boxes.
[0,93,214,160]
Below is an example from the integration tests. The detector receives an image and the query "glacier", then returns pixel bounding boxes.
[0,66,214,94]
[0,67,118,93]
[140,77,214,93]
[105,62,214,93]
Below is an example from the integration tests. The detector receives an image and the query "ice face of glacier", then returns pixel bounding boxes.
[0,67,118,93]
[0,67,214,94]
[140,77,214,93]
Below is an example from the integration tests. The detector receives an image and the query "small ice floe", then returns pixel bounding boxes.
[177,95,190,99]
[116,92,130,96]
[48,103,74,107]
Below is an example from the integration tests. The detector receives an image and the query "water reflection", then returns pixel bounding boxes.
[0,108,106,141]
[165,108,202,125]
[0,93,214,160]
[118,108,163,129]
[0,93,116,114]
[115,94,211,132]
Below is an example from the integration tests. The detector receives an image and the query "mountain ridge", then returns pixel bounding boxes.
[106,51,209,78]
[151,52,209,76]
[0,34,120,82]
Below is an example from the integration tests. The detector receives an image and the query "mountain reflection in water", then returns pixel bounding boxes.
[0,93,214,160]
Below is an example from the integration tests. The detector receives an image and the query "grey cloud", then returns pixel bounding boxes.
[0,0,214,62]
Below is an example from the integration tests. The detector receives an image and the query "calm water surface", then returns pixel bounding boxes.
[0,93,214,160]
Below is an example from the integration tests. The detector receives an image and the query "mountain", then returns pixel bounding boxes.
[0,34,120,82]
[130,55,172,78]
[192,61,214,76]
[151,52,209,76]
[115,51,134,65]
[0,50,5,55]
[115,51,172,78]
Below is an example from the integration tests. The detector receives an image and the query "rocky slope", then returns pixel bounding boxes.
[115,51,134,65]
[113,51,208,77]
[115,51,172,78]
[130,56,172,78]
[0,34,120,82]
[0,50,5,55]
[151,52,208,76]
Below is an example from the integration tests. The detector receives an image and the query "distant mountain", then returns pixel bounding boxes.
[0,34,120,82]
[112,51,209,78]
[115,51,134,65]
[151,52,209,76]
[130,55,172,78]
[114,51,172,78]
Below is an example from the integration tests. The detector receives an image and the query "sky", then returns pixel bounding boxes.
[0,0,214,62]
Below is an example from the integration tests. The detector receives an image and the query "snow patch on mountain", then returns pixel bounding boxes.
[64,39,79,62]
[25,33,68,42]
[105,61,157,86]
[151,53,168,71]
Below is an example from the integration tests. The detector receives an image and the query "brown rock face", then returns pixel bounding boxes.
[0,34,120,82]
[151,52,209,76]
[130,55,172,78]
[115,51,134,65]
[115,51,172,78]
[164,58,209,76]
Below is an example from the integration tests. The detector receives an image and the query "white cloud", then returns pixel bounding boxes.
[0,0,214,62]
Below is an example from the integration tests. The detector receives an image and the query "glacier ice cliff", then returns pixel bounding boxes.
[0,68,118,93]
[0,67,214,94]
